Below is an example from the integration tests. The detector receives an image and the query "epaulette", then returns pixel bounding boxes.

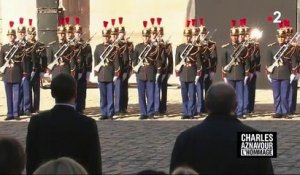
[48,41,56,45]
[221,43,229,48]
[209,40,216,44]
[267,42,276,47]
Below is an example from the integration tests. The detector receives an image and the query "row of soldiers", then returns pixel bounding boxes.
[0,16,298,120]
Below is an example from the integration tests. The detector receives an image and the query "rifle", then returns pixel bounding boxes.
[47,37,76,71]
[267,32,299,73]
[0,44,20,74]
[94,33,124,72]
[133,36,158,73]
[175,32,202,72]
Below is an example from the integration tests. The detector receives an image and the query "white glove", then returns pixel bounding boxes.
[290,74,296,84]
[244,76,249,85]
[113,76,118,82]
[195,76,200,84]
[22,77,26,81]
[224,77,228,84]
[296,74,300,81]
[40,72,45,78]
[86,72,91,81]
[155,74,160,82]
[30,72,36,80]
[204,74,209,80]
[209,72,215,80]
[78,73,83,80]
[267,74,272,83]
[249,73,254,80]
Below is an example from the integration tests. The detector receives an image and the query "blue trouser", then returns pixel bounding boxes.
[31,72,40,113]
[19,77,32,114]
[4,82,21,117]
[160,74,169,113]
[137,79,155,116]
[76,75,87,113]
[248,73,257,112]
[288,79,298,114]
[114,78,122,113]
[243,77,250,114]
[120,72,129,112]
[154,75,162,113]
[271,79,290,115]
[196,78,204,114]
[180,81,196,116]
[227,80,244,116]
[99,81,114,117]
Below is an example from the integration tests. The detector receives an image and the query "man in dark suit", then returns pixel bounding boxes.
[170,82,273,174]
[26,73,102,175]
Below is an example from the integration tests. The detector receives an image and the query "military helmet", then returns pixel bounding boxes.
[230,20,239,36]
[183,20,192,37]
[102,21,111,37]
[27,19,36,35]
[198,18,207,34]
[57,18,66,34]
[157,17,163,35]
[64,17,74,33]
[17,17,26,33]
[276,22,286,38]
[7,21,16,36]
[110,19,119,35]
[142,21,150,37]
[191,19,199,36]
[150,18,158,34]
[283,19,293,36]
[118,17,125,34]
[238,18,250,35]
[74,17,82,33]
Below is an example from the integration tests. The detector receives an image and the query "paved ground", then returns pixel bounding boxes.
[0,84,300,174]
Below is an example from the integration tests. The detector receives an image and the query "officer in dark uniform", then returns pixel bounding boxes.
[149,18,167,117]
[47,18,73,78]
[175,20,201,119]
[238,18,260,116]
[0,21,23,120]
[198,18,217,113]
[110,19,123,116]
[241,19,261,114]
[221,20,250,119]
[156,17,173,116]
[17,17,33,116]
[190,18,205,117]
[94,21,120,120]
[266,22,296,119]
[133,20,163,119]
[283,20,298,116]
[72,17,93,113]
[117,17,134,115]
[26,19,47,113]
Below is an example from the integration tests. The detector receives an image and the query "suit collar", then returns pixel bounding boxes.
[204,114,239,122]
[53,104,76,111]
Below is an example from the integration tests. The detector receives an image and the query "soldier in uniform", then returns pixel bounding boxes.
[26,19,47,113]
[72,17,93,113]
[149,18,167,117]
[47,18,73,78]
[190,18,205,117]
[0,21,23,120]
[117,17,134,115]
[156,17,173,116]
[94,21,120,120]
[110,19,122,116]
[221,20,250,119]
[283,19,299,116]
[266,22,296,119]
[18,17,33,116]
[133,21,163,119]
[175,20,201,119]
[238,18,261,116]
[198,18,217,112]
